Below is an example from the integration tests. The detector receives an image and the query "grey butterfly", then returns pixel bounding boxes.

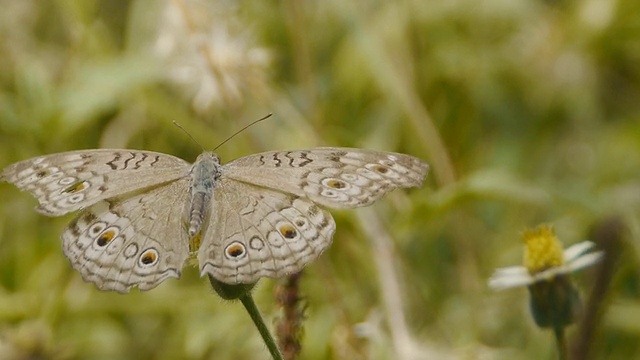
[1,148,428,293]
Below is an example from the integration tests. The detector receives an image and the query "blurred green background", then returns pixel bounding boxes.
[0,0,639,359]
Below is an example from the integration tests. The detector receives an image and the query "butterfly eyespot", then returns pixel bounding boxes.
[123,243,139,258]
[139,249,159,266]
[249,236,265,250]
[62,180,88,193]
[67,193,85,203]
[267,231,284,246]
[58,177,77,186]
[96,228,119,247]
[323,190,335,197]
[323,178,347,189]
[89,223,107,236]
[372,165,389,174]
[295,219,306,227]
[35,170,48,178]
[225,242,246,258]
[279,224,297,239]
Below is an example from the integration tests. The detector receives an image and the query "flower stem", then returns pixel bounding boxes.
[240,291,284,360]
[554,326,567,360]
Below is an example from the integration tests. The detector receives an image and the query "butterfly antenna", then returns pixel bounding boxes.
[173,121,206,151]
[212,113,272,151]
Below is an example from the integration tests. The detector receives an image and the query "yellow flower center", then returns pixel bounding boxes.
[522,225,565,274]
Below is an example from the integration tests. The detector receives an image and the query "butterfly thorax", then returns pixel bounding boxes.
[188,152,222,238]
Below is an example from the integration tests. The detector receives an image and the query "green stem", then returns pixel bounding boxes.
[554,326,567,360]
[240,291,284,360]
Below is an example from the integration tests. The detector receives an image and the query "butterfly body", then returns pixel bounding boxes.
[1,147,428,293]
[188,152,222,237]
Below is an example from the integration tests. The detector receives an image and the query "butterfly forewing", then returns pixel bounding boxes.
[1,150,190,216]
[222,147,429,209]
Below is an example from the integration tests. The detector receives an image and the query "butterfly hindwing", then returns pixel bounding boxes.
[62,178,191,293]
[198,179,336,284]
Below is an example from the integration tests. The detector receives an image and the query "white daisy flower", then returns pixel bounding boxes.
[489,225,604,291]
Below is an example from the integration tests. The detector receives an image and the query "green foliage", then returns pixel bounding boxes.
[0,0,639,359]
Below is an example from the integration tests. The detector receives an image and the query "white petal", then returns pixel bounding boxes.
[563,241,597,262]
[567,251,604,272]
[488,266,534,291]
[492,266,529,276]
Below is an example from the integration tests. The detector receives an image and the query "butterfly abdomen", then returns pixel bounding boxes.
[189,191,211,237]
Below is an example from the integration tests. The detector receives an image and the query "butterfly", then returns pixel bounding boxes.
[1,147,428,293]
